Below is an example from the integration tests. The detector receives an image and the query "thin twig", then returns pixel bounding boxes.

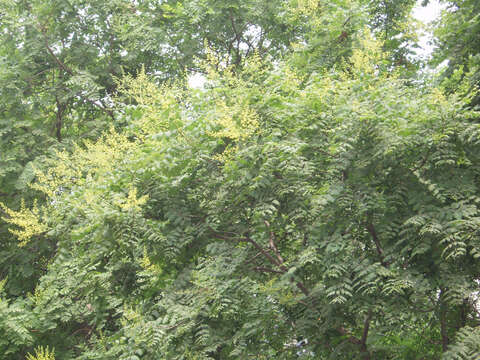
[253,267,284,274]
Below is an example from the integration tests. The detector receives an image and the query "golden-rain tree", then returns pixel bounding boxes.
[0,2,479,359]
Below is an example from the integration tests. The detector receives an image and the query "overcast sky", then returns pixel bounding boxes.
[412,0,445,58]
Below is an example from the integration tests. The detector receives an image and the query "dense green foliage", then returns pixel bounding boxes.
[0,0,479,359]
[433,0,480,105]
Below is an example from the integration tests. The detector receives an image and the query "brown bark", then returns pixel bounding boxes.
[360,309,373,359]
[439,288,449,352]
[55,95,65,142]
[366,222,389,267]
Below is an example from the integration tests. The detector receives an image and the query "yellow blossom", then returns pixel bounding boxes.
[0,199,47,246]
[139,247,163,274]
[26,346,55,360]
[116,187,149,211]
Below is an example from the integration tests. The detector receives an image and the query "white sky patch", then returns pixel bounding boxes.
[412,0,446,59]
[188,72,206,89]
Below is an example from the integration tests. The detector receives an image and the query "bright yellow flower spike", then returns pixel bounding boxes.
[26,346,55,360]
[115,67,183,137]
[209,99,260,162]
[350,28,387,76]
[116,187,149,211]
[0,199,47,246]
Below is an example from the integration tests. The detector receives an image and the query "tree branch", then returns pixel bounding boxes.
[411,147,432,173]
[54,94,65,142]
[360,309,373,359]
[245,251,264,264]
[366,222,389,267]
[245,236,282,269]
[337,327,363,345]
[38,24,114,118]
[265,220,285,265]
[212,229,310,296]
[40,29,74,76]
[211,229,368,347]
[252,266,284,274]
[228,9,243,67]
[439,288,449,352]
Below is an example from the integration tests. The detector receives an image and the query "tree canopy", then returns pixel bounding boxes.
[0,1,480,359]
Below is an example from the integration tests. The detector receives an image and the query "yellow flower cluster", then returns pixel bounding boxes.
[26,346,55,360]
[0,277,6,296]
[209,99,260,162]
[0,199,47,246]
[116,187,149,212]
[431,87,448,106]
[211,100,259,141]
[350,29,386,76]
[198,48,267,161]
[115,67,182,137]
[0,127,140,246]
[139,247,163,274]
[288,0,319,19]
[32,128,133,198]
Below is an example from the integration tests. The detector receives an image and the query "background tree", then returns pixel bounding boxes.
[0,0,297,303]
[1,1,480,359]
[432,0,480,105]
